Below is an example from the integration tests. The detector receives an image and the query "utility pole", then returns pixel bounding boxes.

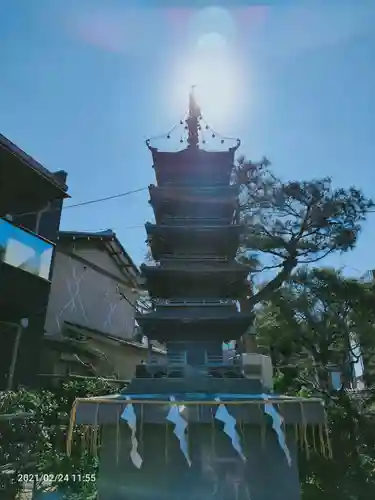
[7,318,28,390]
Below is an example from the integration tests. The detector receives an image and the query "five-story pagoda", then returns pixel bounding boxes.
[135,88,254,383]
[69,90,330,500]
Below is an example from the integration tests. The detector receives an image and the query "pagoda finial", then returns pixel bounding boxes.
[186,86,201,148]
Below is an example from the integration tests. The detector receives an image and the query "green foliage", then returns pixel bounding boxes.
[255,267,375,499]
[300,391,375,500]
[0,378,119,500]
[234,157,373,306]
[0,389,58,498]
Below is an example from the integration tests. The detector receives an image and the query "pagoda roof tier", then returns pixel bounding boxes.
[148,146,236,187]
[149,184,238,205]
[146,223,241,261]
[136,311,254,341]
[140,263,249,299]
[149,184,237,224]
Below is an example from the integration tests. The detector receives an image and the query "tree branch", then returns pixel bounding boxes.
[248,255,298,306]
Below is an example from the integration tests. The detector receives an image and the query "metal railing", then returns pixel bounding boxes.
[205,353,225,366]
[147,351,241,368]
[160,254,229,262]
[153,298,236,306]
[166,352,188,365]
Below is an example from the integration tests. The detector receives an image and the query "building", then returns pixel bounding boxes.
[0,133,69,389]
[42,230,165,381]
[357,270,375,389]
[71,90,327,500]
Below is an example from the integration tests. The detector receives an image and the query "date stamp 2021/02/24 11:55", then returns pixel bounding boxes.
[17,473,96,483]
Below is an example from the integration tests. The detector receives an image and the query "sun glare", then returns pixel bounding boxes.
[171,33,242,128]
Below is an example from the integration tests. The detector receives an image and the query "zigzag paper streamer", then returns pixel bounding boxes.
[120,397,143,468]
[215,398,246,461]
[166,396,191,466]
[262,394,291,467]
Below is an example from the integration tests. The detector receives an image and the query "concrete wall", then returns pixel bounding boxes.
[45,243,137,339]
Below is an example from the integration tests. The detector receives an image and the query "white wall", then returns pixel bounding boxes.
[45,245,137,339]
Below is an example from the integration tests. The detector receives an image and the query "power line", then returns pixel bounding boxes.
[9,184,375,220]
[11,187,148,218]
[63,187,147,210]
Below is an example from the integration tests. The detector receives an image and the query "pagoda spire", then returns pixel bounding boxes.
[186,86,201,148]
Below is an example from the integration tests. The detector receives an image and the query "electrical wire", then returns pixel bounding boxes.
[63,187,147,210]
[11,187,148,219]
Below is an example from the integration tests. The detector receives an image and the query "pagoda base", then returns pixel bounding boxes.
[70,394,328,500]
[97,424,301,500]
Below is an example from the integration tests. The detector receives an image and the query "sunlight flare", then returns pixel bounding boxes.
[171,36,242,127]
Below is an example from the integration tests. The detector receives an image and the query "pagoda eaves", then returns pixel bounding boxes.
[145,222,242,261]
[149,184,238,224]
[148,145,239,187]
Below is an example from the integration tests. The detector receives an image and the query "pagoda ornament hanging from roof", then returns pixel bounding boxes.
[68,88,331,500]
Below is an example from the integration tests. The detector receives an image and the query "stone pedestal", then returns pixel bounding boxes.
[71,393,328,500]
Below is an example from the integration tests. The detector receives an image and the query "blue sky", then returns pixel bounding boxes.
[1,0,375,275]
